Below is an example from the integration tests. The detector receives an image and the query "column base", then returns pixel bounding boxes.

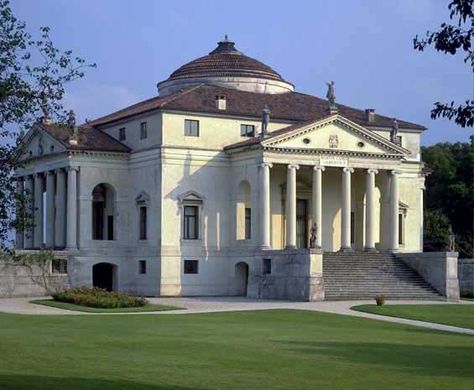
[364,247,378,253]
[285,245,297,250]
[339,246,354,253]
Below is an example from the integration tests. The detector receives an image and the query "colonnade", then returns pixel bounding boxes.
[16,167,78,250]
[258,163,400,252]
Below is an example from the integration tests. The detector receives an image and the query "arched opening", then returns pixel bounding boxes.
[236,180,252,240]
[92,183,116,240]
[92,262,117,291]
[235,262,249,296]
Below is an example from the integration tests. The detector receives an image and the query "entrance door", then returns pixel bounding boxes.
[92,263,115,291]
[296,199,308,249]
[235,262,249,296]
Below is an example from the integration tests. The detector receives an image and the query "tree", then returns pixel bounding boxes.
[414,0,474,127]
[422,142,474,257]
[0,0,95,249]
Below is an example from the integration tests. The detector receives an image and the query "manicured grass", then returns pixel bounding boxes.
[31,299,183,313]
[0,310,473,389]
[352,304,474,329]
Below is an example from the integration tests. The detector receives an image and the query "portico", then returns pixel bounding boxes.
[15,167,79,250]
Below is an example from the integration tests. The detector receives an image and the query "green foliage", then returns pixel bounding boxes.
[51,287,147,309]
[422,142,474,257]
[0,0,95,249]
[414,0,473,127]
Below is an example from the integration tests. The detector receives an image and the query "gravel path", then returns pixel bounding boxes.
[0,296,472,336]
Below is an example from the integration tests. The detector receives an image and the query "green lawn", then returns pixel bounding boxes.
[0,310,473,390]
[31,299,183,313]
[352,304,474,329]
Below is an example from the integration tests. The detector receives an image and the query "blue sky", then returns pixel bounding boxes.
[11,0,473,145]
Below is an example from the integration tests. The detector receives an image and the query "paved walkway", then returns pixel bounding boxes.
[0,296,472,336]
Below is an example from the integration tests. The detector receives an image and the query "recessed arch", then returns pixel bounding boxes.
[91,183,116,240]
[235,261,249,296]
[236,180,252,240]
[92,262,117,291]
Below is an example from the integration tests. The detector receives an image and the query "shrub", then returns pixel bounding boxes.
[52,287,147,308]
[374,294,385,306]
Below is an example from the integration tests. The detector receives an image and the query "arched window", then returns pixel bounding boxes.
[136,192,150,240]
[178,191,204,240]
[92,183,116,240]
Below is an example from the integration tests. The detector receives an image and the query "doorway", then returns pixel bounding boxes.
[92,263,116,291]
[296,199,308,249]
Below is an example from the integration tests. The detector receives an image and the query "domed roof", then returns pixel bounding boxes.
[158,37,294,95]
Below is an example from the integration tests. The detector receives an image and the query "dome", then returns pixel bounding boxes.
[158,37,294,96]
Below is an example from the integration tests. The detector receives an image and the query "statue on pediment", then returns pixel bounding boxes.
[309,223,318,249]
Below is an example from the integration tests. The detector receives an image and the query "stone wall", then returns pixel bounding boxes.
[397,252,460,301]
[0,261,69,298]
[247,249,324,301]
[458,259,474,298]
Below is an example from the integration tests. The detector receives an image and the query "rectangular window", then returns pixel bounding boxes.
[183,205,199,239]
[119,127,126,141]
[245,208,251,239]
[52,258,67,274]
[184,259,199,274]
[138,260,147,274]
[184,119,199,137]
[139,206,147,240]
[140,121,148,139]
[216,95,226,110]
[240,124,255,137]
[263,258,272,275]
[398,213,404,245]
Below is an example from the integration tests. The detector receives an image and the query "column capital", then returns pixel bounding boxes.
[66,166,80,173]
[313,165,326,172]
[34,172,44,178]
[259,162,273,169]
[367,168,378,175]
[287,164,300,170]
[342,167,354,173]
[54,167,66,175]
[46,170,55,176]
[390,169,401,175]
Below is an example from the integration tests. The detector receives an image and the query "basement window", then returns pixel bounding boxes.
[184,260,199,274]
[263,258,272,275]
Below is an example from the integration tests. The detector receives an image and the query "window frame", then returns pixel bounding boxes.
[240,124,255,137]
[139,205,147,240]
[184,119,200,137]
[138,260,147,274]
[183,205,199,240]
[262,258,272,275]
[140,121,148,140]
[244,207,251,240]
[184,259,199,274]
[119,127,126,141]
[51,258,68,274]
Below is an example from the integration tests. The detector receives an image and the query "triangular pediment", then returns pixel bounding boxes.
[17,127,67,161]
[264,115,409,157]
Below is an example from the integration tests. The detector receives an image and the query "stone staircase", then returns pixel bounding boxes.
[323,251,443,301]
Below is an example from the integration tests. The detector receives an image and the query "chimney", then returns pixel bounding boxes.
[365,109,375,123]
[215,95,226,110]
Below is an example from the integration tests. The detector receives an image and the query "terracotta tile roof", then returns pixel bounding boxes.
[40,123,130,153]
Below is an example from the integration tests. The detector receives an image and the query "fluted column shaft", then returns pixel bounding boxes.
[341,167,354,251]
[45,171,55,248]
[33,173,44,248]
[312,166,325,248]
[365,169,378,251]
[259,162,272,249]
[286,164,299,249]
[55,169,67,248]
[24,176,34,249]
[389,170,399,252]
[15,178,25,249]
[66,167,78,249]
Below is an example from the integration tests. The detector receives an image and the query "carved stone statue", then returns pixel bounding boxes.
[261,105,270,137]
[326,81,337,113]
[309,223,318,249]
[448,225,456,252]
[67,109,76,129]
[390,118,399,143]
[40,92,51,124]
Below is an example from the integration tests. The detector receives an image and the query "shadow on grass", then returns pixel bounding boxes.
[278,341,474,379]
[0,375,207,390]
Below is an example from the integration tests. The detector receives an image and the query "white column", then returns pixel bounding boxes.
[15,178,25,249]
[45,171,56,248]
[365,169,378,251]
[55,169,67,248]
[66,167,78,249]
[286,164,299,249]
[259,162,273,249]
[33,173,44,248]
[312,166,325,248]
[24,175,34,249]
[341,167,354,251]
[389,170,399,252]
